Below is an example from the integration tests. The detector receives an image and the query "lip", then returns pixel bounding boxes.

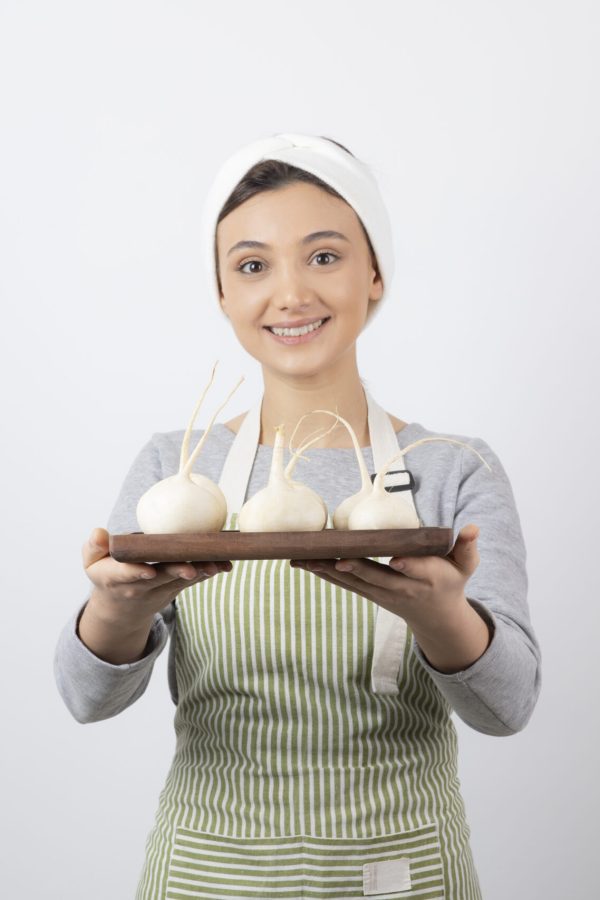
[264,316,329,329]
[264,316,331,345]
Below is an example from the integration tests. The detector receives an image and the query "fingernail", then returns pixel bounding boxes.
[335,561,353,572]
[179,569,195,580]
[140,571,156,579]
[390,560,405,570]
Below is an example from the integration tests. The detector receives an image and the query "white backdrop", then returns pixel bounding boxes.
[1,1,598,897]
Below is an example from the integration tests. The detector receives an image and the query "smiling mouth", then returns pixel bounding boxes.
[265,317,331,337]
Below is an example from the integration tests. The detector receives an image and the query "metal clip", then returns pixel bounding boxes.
[369,468,416,494]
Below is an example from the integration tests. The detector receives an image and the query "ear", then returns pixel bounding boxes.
[369,257,384,302]
[219,290,230,318]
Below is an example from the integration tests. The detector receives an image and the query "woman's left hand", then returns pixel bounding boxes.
[291,523,493,673]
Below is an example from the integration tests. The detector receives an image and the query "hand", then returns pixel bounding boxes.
[78,527,233,665]
[83,526,232,629]
[291,524,492,673]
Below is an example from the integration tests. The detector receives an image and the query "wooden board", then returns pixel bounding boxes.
[109,527,454,563]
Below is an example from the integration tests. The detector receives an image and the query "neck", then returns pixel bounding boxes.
[259,351,369,449]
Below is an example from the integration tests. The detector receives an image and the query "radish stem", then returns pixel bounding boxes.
[178,360,218,473]
[181,375,245,478]
[374,438,492,491]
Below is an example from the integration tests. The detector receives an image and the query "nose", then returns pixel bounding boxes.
[272,266,314,311]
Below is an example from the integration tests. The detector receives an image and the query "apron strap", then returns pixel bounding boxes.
[364,388,415,695]
[217,389,417,695]
[218,397,262,515]
[365,387,419,524]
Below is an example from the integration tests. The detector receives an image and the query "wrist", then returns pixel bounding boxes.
[78,595,157,665]
[405,591,471,638]
[409,594,492,674]
[86,590,156,635]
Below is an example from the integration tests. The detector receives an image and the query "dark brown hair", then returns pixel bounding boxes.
[214,135,377,293]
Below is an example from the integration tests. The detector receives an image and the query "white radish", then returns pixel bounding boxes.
[348,437,492,530]
[136,364,244,533]
[237,419,337,533]
[288,408,372,529]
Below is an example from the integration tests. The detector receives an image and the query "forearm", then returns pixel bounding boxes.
[408,595,493,674]
[78,591,157,665]
[412,598,541,736]
[54,600,170,723]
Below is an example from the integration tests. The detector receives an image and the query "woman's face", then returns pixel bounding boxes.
[216,182,383,379]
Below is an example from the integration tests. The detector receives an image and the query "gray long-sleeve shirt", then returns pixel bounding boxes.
[54,421,541,735]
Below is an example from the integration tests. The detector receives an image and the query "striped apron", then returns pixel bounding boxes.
[135,390,482,900]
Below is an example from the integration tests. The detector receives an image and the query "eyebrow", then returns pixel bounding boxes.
[226,230,350,257]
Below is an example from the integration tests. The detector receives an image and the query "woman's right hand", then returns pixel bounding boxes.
[78,527,231,664]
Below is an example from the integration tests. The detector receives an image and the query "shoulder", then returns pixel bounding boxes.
[399,420,490,449]
[223,412,245,435]
[147,423,234,480]
[386,413,408,433]
[397,421,500,480]
[396,424,517,532]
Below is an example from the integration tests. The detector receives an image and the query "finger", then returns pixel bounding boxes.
[82,528,110,567]
[294,561,372,598]
[295,559,386,598]
[389,526,480,580]
[146,561,233,599]
[160,562,206,580]
[82,529,162,583]
[85,556,160,586]
[157,560,232,580]
[387,553,443,580]
[85,555,195,588]
[99,559,233,589]
[295,564,415,620]
[447,524,480,576]
[331,557,409,590]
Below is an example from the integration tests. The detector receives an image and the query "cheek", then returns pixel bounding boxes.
[331,275,370,311]
[222,281,265,314]
[227,316,266,356]
[219,295,251,326]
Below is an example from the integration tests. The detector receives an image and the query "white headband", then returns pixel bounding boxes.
[200,132,395,327]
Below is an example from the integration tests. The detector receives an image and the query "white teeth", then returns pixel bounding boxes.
[270,319,325,337]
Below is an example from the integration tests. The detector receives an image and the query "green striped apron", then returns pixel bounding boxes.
[135,390,482,899]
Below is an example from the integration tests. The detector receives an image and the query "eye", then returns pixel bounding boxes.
[312,251,339,266]
[237,259,265,275]
[236,251,340,275]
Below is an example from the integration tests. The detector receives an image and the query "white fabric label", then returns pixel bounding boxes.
[363,856,411,895]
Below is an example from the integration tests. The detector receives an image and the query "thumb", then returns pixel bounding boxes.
[82,527,110,567]
[449,524,480,576]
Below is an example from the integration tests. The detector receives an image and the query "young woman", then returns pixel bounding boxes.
[55,133,541,900]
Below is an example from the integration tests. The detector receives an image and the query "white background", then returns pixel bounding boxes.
[1,1,598,897]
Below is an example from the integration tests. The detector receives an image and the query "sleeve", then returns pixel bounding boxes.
[53,436,173,724]
[53,600,171,723]
[412,437,542,737]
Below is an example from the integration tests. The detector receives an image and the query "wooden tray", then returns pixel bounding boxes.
[109,527,454,563]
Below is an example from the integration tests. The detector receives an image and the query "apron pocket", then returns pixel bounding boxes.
[165,822,445,899]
